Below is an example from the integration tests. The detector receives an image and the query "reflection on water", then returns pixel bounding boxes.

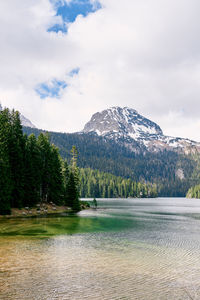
[1,198,200,299]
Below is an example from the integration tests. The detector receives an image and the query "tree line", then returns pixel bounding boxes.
[0,108,80,214]
[79,168,157,198]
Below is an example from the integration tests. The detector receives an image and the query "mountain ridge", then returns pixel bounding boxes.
[82,106,200,154]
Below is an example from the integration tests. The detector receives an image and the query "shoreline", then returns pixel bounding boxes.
[0,202,90,219]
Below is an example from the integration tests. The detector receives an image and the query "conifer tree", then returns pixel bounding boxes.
[24,134,41,207]
[70,145,80,188]
[66,171,80,211]
[63,159,70,202]
[0,109,12,214]
[65,146,81,211]
[48,145,64,205]
[0,157,12,214]
[37,133,52,202]
[9,110,25,208]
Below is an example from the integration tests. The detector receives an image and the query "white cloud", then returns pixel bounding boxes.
[1,0,200,141]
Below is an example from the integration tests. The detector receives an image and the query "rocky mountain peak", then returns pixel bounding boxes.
[82,106,200,154]
[83,106,163,140]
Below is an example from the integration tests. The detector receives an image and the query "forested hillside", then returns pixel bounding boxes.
[80,168,157,198]
[23,127,197,197]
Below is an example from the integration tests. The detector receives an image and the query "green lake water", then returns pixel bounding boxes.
[1,198,200,299]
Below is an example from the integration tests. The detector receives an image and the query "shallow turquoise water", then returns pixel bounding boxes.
[1,198,200,299]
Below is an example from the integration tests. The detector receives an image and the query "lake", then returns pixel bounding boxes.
[1,198,200,299]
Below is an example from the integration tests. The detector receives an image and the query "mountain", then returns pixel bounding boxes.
[82,107,200,154]
[22,106,200,197]
[19,114,36,128]
[0,104,36,128]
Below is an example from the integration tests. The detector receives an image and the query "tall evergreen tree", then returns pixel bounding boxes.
[64,146,81,211]
[37,133,52,202]
[9,110,25,208]
[0,109,12,214]
[0,157,12,214]
[66,172,80,211]
[63,159,70,202]
[24,134,41,207]
[48,145,64,205]
[70,145,80,189]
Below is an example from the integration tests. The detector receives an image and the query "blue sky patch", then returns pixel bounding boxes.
[48,0,101,33]
[48,23,67,33]
[35,79,67,99]
[56,0,101,23]
[69,68,80,76]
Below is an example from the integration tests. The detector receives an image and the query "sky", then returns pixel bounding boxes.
[1,0,200,141]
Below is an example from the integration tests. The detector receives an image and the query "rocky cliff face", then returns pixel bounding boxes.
[82,106,200,154]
